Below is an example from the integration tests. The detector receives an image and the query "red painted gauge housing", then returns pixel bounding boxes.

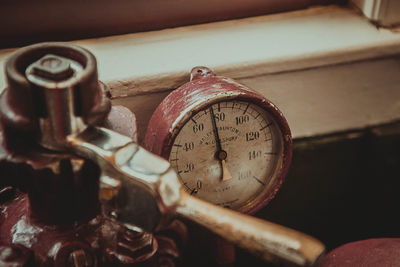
[145,67,292,215]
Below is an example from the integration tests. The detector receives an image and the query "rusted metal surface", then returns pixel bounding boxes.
[0,191,183,266]
[0,43,110,152]
[0,116,183,266]
[319,238,400,267]
[0,137,183,266]
[0,43,184,266]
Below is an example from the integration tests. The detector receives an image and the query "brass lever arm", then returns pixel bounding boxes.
[177,190,324,266]
[67,126,324,267]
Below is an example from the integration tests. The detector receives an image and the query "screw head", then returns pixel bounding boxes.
[32,54,73,81]
[216,150,227,160]
[116,228,157,260]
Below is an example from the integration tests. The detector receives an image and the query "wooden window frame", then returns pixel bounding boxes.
[1,0,342,48]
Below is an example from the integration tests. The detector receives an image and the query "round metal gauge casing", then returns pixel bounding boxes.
[145,67,292,215]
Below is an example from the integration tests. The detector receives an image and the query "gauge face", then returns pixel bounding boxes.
[169,100,283,211]
[145,67,292,214]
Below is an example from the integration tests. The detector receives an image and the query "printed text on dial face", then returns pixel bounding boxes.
[169,100,282,210]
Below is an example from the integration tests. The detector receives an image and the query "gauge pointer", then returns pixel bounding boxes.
[210,107,233,181]
[221,159,233,181]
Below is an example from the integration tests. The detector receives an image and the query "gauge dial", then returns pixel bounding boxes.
[145,66,292,214]
[169,100,283,210]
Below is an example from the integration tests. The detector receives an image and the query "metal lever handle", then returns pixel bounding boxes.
[67,126,324,266]
[177,190,324,266]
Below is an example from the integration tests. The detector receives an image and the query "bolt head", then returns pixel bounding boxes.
[32,54,73,81]
[116,228,157,260]
[216,150,227,160]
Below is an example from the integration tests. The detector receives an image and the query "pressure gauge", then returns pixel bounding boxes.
[145,67,292,214]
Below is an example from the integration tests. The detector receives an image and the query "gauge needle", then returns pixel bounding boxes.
[221,159,233,181]
[209,107,233,182]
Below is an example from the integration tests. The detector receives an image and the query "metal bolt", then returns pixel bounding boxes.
[32,54,73,81]
[116,228,156,260]
[122,227,145,241]
[67,249,93,267]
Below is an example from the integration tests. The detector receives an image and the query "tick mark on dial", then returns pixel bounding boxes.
[243,103,250,114]
[190,188,198,195]
[260,122,273,131]
[264,152,277,155]
[173,144,182,147]
[253,176,266,186]
[191,118,197,124]
[183,182,190,189]
[183,182,198,195]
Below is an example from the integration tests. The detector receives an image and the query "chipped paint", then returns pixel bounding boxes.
[11,215,43,248]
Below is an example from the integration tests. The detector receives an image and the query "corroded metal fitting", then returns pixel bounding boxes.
[0,42,110,150]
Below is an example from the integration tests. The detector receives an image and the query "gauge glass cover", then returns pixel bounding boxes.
[169,100,283,210]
